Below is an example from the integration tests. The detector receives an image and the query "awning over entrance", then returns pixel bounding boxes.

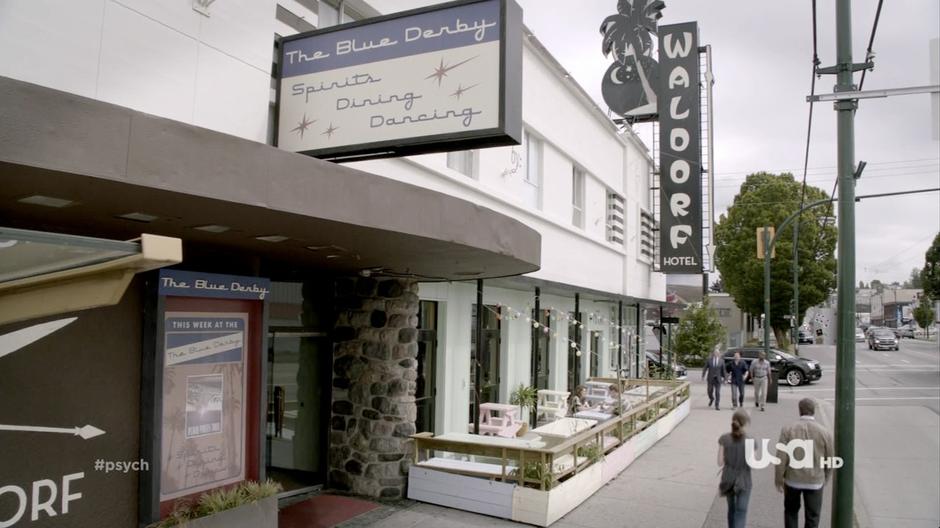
[0,76,540,281]
[0,228,182,325]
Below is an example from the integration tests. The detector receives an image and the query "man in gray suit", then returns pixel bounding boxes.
[702,346,725,410]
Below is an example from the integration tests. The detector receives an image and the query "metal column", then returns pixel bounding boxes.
[473,279,483,434]
[635,303,642,378]
[832,0,858,522]
[574,293,581,385]
[530,286,540,426]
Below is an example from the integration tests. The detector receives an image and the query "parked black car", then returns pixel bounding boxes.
[868,329,899,350]
[646,351,687,379]
[723,347,822,386]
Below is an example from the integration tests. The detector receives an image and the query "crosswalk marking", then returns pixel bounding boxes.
[788,387,940,392]
[822,397,940,401]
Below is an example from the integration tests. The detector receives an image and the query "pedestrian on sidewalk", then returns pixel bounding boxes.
[748,351,771,411]
[717,409,752,528]
[725,351,748,408]
[702,346,724,410]
[774,398,834,528]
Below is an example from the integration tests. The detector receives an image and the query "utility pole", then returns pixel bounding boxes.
[792,227,801,355]
[762,227,771,360]
[831,0,857,523]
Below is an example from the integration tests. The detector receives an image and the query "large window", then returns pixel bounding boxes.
[640,209,656,262]
[446,150,475,178]
[572,167,585,228]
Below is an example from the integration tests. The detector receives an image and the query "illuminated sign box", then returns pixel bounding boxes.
[277,0,522,161]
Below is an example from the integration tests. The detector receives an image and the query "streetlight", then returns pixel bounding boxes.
[792,214,837,355]
[762,198,835,362]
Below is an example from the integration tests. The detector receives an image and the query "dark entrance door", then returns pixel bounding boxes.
[416,301,438,434]
[265,328,330,493]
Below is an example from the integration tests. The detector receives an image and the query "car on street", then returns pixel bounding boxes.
[646,351,687,379]
[855,328,866,342]
[893,326,915,339]
[798,329,814,344]
[723,347,822,386]
[868,328,899,351]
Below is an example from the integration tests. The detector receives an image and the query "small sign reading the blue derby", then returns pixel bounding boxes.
[158,270,271,300]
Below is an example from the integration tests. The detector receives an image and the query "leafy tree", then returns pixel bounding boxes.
[673,298,725,365]
[920,233,940,299]
[714,172,837,347]
[858,281,867,289]
[903,268,922,289]
[870,279,885,293]
[913,302,935,339]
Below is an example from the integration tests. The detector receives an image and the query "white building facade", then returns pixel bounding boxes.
[0,0,665,479]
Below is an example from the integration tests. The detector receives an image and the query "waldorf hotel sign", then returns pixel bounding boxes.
[277,0,522,160]
[658,22,703,274]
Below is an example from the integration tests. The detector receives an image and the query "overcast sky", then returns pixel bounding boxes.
[373,0,940,286]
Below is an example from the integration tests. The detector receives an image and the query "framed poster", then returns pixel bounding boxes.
[160,312,249,500]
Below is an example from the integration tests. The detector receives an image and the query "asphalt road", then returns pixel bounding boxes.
[780,339,940,528]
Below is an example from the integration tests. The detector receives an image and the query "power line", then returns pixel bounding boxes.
[714,187,940,209]
[794,0,821,281]
[858,0,885,91]
[707,158,940,178]
[712,169,940,188]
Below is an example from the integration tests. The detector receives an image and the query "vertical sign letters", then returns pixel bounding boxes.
[658,22,702,274]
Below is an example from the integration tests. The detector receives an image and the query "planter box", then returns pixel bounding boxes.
[182,496,278,528]
[408,399,691,526]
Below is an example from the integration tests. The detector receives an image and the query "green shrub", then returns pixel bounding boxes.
[576,442,604,464]
[149,480,282,527]
[509,461,553,489]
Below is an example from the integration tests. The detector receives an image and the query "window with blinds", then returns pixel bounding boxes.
[606,191,625,246]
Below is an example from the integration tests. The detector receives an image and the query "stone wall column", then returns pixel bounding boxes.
[329,277,419,499]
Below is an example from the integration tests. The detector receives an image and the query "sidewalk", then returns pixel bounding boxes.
[338,379,841,528]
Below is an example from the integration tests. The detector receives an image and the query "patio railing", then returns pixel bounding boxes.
[411,378,690,491]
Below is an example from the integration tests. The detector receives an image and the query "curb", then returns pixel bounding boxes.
[814,399,872,528]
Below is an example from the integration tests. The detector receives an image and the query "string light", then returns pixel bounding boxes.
[475,295,654,361]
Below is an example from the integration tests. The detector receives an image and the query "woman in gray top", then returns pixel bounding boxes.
[718,409,752,528]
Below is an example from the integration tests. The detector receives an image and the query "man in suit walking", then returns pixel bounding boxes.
[702,346,724,410]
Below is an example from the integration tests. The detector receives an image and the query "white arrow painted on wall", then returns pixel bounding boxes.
[0,424,106,439]
[1,316,106,439]
[0,317,77,360]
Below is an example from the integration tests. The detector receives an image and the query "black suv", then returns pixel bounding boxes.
[646,351,688,379]
[723,347,822,386]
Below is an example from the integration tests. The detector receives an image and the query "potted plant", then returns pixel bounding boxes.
[150,480,281,528]
[510,383,538,433]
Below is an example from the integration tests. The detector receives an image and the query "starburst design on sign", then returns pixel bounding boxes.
[291,113,316,139]
[450,83,479,100]
[425,56,478,87]
[322,122,339,139]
